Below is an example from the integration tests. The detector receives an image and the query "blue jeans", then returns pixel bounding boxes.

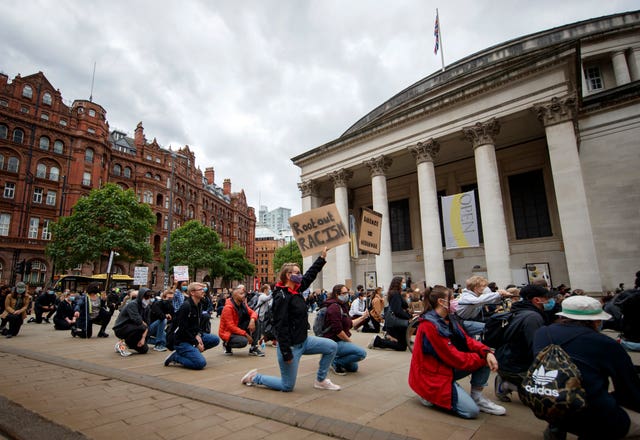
[334,340,367,372]
[461,320,485,338]
[147,319,167,347]
[621,338,640,352]
[451,366,491,419]
[253,335,337,392]
[171,333,220,370]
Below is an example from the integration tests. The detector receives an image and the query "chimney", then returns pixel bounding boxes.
[134,122,145,146]
[204,167,215,185]
[223,178,231,195]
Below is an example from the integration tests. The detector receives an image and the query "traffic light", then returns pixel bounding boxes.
[24,261,32,274]
[16,260,25,275]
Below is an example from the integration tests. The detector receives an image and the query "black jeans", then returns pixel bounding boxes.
[34,304,56,323]
[74,309,112,338]
[361,317,381,333]
[115,323,149,354]
[4,314,24,336]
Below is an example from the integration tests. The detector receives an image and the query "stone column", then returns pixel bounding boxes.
[534,95,602,292]
[329,169,353,285]
[409,139,446,286]
[612,50,631,86]
[365,156,393,291]
[462,119,512,288]
[297,180,323,291]
[628,47,640,82]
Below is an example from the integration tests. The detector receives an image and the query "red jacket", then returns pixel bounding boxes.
[218,298,258,342]
[408,310,491,409]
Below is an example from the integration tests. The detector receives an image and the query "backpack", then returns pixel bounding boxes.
[518,332,587,424]
[260,301,276,341]
[482,311,515,349]
[313,306,330,336]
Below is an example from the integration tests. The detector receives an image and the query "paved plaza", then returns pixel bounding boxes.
[0,313,582,440]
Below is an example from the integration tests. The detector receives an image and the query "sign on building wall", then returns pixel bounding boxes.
[288,203,350,257]
[441,191,480,249]
[358,208,382,255]
[173,265,189,282]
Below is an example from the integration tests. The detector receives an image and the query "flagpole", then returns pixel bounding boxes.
[436,8,445,71]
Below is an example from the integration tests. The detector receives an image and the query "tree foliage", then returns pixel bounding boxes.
[219,244,255,287]
[273,240,303,276]
[46,183,155,272]
[161,220,224,278]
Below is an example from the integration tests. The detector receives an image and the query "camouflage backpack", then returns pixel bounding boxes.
[518,331,587,424]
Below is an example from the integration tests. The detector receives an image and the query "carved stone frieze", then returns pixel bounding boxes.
[533,95,577,127]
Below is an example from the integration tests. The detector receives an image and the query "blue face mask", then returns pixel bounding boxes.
[338,294,349,303]
[290,274,303,284]
[181,285,188,292]
[543,298,556,311]
[401,283,407,290]
[204,286,209,293]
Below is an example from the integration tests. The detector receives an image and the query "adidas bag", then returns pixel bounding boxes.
[518,343,587,424]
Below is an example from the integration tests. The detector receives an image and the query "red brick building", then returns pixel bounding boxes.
[0,71,255,289]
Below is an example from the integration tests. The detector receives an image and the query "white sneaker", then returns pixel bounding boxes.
[313,378,341,391]
[241,368,258,386]
[115,340,131,357]
[473,395,506,416]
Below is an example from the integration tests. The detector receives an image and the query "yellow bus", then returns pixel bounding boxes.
[52,274,134,293]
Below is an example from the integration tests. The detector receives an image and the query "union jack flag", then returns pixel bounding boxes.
[434,12,440,55]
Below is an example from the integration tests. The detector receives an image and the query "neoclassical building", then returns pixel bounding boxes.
[293,11,640,294]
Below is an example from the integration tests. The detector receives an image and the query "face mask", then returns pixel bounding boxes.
[338,294,349,303]
[439,299,450,311]
[543,298,556,311]
[69,296,75,302]
[401,283,406,290]
[290,274,303,284]
[181,286,187,292]
[597,320,603,331]
[204,287,209,293]
[142,299,150,307]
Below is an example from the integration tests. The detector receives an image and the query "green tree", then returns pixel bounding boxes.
[161,220,224,279]
[219,244,255,287]
[273,240,303,276]
[46,183,155,272]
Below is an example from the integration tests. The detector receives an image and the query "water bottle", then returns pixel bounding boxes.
[261,340,266,351]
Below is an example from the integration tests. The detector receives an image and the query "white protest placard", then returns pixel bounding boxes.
[173,265,190,282]
[133,266,148,286]
[441,190,480,249]
[288,203,350,257]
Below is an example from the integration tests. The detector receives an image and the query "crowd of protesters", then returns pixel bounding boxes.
[3,266,640,438]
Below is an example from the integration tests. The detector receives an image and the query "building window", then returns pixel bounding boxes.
[0,124,7,139]
[39,136,50,150]
[508,169,552,239]
[59,120,67,126]
[585,65,603,91]
[7,157,19,173]
[36,163,47,178]
[0,99,7,107]
[143,191,153,204]
[22,85,33,99]
[53,140,64,154]
[460,184,484,244]
[42,92,52,105]
[40,113,49,121]
[87,128,96,134]
[3,182,15,199]
[85,148,94,163]
[33,187,43,204]
[28,217,39,239]
[42,219,51,240]
[0,155,4,170]
[389,199,412,252]
[82,172,92,186]
[13,129,24,144]
[46,190,56,206]
[113,164,122,176]
[88,109,96,117]
[20,106,29,113]
[0,214,10,236]
[49,166,59,181]
[124,167,131,178]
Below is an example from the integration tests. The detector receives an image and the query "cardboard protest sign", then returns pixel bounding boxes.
[358,207,382,255]
[289,203,350,257]
[133,266,148,286]
[173,265,189,282]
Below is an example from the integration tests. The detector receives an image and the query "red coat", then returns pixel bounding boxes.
[408,311,490,409]
[218,298,258,342]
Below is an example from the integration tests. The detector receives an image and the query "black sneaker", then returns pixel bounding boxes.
[223,342,233,356]
[249,347,265,357]
[97,332,109,338]
[164,353,178,367]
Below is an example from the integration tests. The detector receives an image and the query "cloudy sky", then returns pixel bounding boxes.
[1,1,637,216]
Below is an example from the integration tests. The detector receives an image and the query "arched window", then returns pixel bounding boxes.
[7,157,19,173]
[12,129,24,144]
[85,148,94,163]
[156,194,163,206]
[53,140,64,154]
[42,92,52,105]
[113,164,122,176]
[22,85,33,99]
[0,124,7,139]
[143,191,153,204]
[36,163,47,178]
[145,172,152,178]
[39,136,50,150]
[49,166,59,181]
[123,167,131,178]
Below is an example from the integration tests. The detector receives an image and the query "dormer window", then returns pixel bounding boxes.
[42,92,52,105]
[22,85,33,99]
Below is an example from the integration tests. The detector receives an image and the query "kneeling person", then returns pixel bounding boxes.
[219,285,263,356]
[113,288,153,356]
